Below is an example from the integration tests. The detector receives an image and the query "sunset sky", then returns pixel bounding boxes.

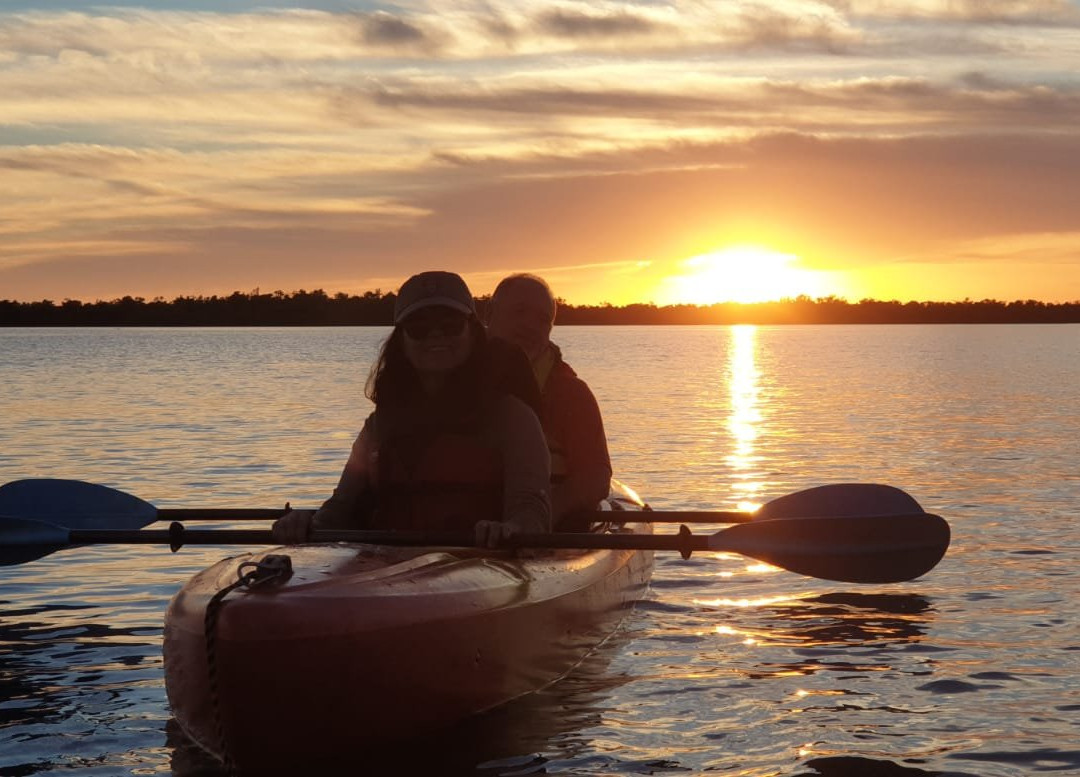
[2,1,1079,306]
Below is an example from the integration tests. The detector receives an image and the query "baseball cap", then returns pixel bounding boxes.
[393,271,477,324]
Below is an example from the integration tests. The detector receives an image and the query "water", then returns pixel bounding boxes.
[1,325,1078,776]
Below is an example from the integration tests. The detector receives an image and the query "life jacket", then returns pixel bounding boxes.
[370,428,503,532]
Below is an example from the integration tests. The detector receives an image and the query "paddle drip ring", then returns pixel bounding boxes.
[203,554,293,774]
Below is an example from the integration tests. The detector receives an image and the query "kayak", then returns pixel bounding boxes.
[162,498,654,771]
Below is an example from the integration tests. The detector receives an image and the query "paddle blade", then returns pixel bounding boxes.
[0,516,72,566]
[756,483,924,519]
[0,479,157,530]
[709,513,950,583]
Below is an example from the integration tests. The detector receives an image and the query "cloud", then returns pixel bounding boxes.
[535,6,668,38]
[5,129,1076,272]
[0,4,1070,131]
[0,3,862,65]
[906,231,1080,266]
[830,0,1080,24]
[349,9,451,55]
[320,72,1080,144]
[0,237,187,271]
[1,3,1078,303]
[761,75,1080,129]
[0,142,431,279]
[0,1,1073,76]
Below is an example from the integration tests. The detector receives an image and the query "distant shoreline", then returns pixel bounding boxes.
[2,291,1079,326]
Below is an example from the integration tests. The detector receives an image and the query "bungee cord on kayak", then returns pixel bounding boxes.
[201,554,294,775]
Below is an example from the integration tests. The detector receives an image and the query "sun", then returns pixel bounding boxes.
[658,245,833,305]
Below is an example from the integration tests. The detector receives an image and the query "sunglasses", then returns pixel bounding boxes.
[402,312,470,340]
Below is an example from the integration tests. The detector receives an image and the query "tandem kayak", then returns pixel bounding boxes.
[162,500,654,771]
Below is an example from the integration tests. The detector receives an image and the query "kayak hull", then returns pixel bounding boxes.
[163,522,653,770]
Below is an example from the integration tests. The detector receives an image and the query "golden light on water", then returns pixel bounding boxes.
[727,325,764,513]
[745,562,778,574]
[712,622,764,648]
[707,557,782,576]
[695,593,802,609]
[709,551,781,575]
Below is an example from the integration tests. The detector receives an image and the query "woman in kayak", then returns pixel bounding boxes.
[273,271,551,547]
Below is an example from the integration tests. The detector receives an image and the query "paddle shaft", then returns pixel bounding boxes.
[161,509,290,520]
[68,526,706,554]
[155,509,752,524]
[59,512,950,582]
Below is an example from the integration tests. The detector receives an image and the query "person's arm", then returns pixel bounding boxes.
[551,379,612,521]
[272,416,376,543]
[479,395,551,543]
[314,416,376,529]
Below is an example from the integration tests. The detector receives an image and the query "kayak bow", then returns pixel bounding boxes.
[163,503,654,770]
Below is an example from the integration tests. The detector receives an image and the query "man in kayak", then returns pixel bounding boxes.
[486,274,612,529]
[273,271,551,547]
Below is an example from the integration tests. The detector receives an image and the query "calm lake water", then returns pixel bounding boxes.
[1,325,1078,776]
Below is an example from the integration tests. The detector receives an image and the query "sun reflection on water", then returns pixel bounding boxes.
[706,553,780,577]
[695,593,806,609]
[726,325,763,513]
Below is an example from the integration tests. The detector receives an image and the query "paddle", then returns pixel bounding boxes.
[0,516,948,583]
[0,479,277,529]
[0,479,925,525]
[0,493,949,584]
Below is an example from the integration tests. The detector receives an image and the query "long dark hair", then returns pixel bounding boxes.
[364,319,541,422]
[365,317,482,407]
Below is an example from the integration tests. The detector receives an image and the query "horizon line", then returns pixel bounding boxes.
[4,290,1080,308]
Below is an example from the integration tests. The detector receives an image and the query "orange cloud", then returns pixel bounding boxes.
[2,3,1078,304]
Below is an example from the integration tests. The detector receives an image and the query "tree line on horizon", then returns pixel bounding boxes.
[1,289,1079,326]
